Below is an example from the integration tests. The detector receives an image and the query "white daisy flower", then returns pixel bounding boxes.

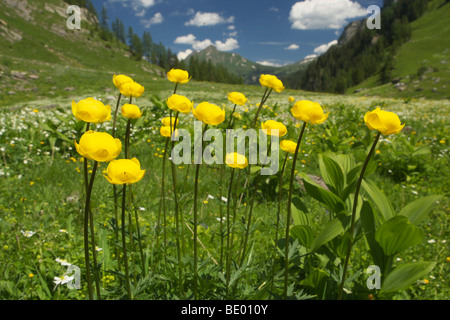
[55,258,71,266]
[53,275,74,286]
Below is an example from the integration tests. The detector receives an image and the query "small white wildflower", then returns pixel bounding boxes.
[95,246,103,252]
[59,229,68,233]
[411,190,418,195]
[138,207,146,211]
[53,275,74,286]
[427,239,436,244]
[207,194,215,200]
[221,196,228,202]
[21,230,36,238]
[55,258,71,266]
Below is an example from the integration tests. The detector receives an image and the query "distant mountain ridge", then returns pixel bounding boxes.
[184,45,313,85]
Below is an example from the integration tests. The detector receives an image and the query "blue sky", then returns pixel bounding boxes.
[94,0,384,66]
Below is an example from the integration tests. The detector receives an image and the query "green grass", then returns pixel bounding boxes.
[348,0,450,99]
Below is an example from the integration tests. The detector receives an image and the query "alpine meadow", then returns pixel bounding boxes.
[0,0,449,304]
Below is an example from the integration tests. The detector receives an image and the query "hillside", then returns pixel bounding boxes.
[290,0,450,99]
[185,45,312,85]
[349,0,450,99]
[0,0,166,107]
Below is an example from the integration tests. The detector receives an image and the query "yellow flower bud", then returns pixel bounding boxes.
[167,68,191,84]
[288,96,295,103]
[119,81,144,98]
[291,100,329,125]
[161,116,179,127]
[72,98,111,124]
[225,152,248,169]
[227,92,247,106]
[280,140,297,154]
[364,108,405,135]
[261,120,287,137]
[75,131,122,162]
[121,103,143,119]
[166,94,193,113]
[192,102,225,126]
[113,74,133,89]
[104,158,145,185]
[160,126,180,138]
[259,74,284,92]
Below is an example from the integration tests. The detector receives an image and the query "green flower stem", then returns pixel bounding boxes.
[130,185,146,277]
[121,183,133,299]
[219,163,225,266]
[251,88,271,128]
[111,95,122,277]
[270,152,289,292]
[83,159,98,300]
[169,111,184,295]
[337,132,381,300]
[112,93,122,139]
[225,167,236,297]
[125,119,131,159]
[88,161,101,300]
[156,136,170,259]
[284,121,307,299]
[226,104,237,129]
[193,123,208,300]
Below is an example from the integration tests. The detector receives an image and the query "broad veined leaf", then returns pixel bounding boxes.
[290,225,314,249]
[300,173,346,214]
[310,214,350,252]
[399,195,443,226]
[319,153,345,196]
[291,196,310,226]
[361,179,395,222]
[360,200,386,269]
[375,215,424,256]
[380,262,436,294]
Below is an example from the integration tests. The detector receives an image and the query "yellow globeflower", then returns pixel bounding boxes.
[288,96,295,103]
[166,94,193,113]
[113,74,133,89]
[280,140,297,154]
[259,74,284,92]
[193,102,225,126]
[225,152,248,169]
[160,126,180,138]
[261,120,287,137]
[121,103,143,119]
[75,131,122,162]
[167,68,191,84]
[161,116,179,127]
[72,97,111,124]
[364,108,405,135]
[119,81,145,98]
[291,100,329,125]
[227,92,247,106]
[232,112,242,120]
[104,158,145,185]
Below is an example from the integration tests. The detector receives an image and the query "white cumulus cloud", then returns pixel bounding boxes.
[215,38,239,51]
[177,49,193,61]
[174,34,239,52]
[185,11,234,27]
[289,0,367,30]
[285,44,300,50]
[141,12,164,28]
[257,60,283,67]
[313,39,338,54]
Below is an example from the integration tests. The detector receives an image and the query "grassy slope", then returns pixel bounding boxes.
[348,0,450,99]
[0,0,165,108]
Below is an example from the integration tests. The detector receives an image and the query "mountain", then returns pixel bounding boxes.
[289,0,450,99]
[184,45,313,85]
[0,0,167,107]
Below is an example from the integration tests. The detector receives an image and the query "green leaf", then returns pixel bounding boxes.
[360,201,386,269]
[310,214,350,252]
[318,153,345,196]
[380,262,436,294]
[412,147,431,157]
[290,225,314,249]
[361,179,395,222]
[399,195,443,226]
[300,268,329,297]
[301,173,346,214]
[375,215,423,256]
[291,196,310,226]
